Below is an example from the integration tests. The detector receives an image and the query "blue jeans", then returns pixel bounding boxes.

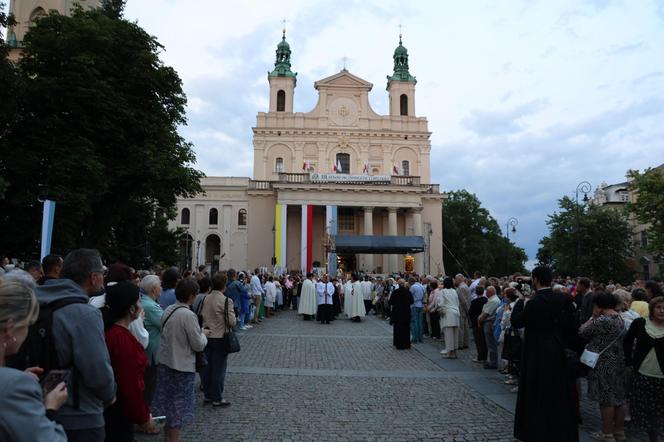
[483,320,497,367]
[202,338,228,402]
[239,306,251,327]
[410,306,424,342]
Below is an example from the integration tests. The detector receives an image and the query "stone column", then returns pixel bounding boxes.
[363,207,374,272]
[388,207,398,273]
[412,208,424,275]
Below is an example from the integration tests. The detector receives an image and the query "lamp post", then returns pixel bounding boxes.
[575,181,591,276]
[196,239,201,268]
[506,217,518,241]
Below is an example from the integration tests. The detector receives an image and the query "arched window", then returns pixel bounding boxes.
[29,7,46,24]
[335,153,350,174]
[275,157,284,173]
[402,160,410,177]
[209,208,218,225]
[181,208,190,225]
[400,94,408,116]
[238,209,247,226]
[276,90,286,112]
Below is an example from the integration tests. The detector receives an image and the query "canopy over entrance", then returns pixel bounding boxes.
[333,235,425,254]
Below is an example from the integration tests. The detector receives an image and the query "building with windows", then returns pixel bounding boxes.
[6,0,102,61]
[174,31,445,275]
[591,163,664,280]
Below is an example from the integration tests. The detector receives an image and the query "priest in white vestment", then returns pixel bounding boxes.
[346,273,366,322]
[298,272,318,320]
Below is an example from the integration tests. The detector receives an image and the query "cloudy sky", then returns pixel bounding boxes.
[8,0,664,266]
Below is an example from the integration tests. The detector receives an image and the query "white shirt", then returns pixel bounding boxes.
[264,281,276,302]
[360,280,373,300]
[316,281,335,305]
[250,275,264,297]
[89,294,149,349]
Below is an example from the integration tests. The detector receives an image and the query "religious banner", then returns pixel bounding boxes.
[310,173,390,183]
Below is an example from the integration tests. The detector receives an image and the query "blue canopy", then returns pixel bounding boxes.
[333,235,425,254]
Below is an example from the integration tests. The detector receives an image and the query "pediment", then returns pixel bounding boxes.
[314,69,373,91]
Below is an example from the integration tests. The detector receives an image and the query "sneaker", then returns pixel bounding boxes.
[471,358,485,364]
[245,324,253,329]
[240,326,248,330]
[440,349,448,355]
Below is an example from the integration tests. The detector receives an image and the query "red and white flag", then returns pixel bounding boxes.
[336,159,342,174]
[363,161,369,174]
[302,160,308,172]
[392,162,399,175]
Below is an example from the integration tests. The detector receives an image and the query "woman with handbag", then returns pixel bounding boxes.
[579,292,626,442]
[623,296,664,442]
[152,278,210,442]
[201,273,237,408]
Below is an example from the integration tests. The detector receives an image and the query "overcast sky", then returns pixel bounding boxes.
[7,0,664,267]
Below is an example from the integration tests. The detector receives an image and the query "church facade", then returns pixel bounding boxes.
[173,32,445,275]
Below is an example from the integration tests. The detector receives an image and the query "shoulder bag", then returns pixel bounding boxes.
[224,298,241,354]
[580,331,622,369]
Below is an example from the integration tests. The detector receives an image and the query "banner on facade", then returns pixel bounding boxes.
[310,173,391,183]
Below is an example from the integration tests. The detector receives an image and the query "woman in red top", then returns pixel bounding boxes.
[103,281,158,441]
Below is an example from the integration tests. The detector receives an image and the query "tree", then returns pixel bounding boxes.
[442,190,528,277]
[0,7,203,265]
[0,2,19,198]
[628,167,664,271]
[537,196,633,282]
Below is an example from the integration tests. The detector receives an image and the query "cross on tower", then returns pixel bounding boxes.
[282,18,287,36]
[398,23,405,41]
[342,56,348,70]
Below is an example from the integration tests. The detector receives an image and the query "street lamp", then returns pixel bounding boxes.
[196,239,201,268]
[575,181,592,276]
[506,217,518,241]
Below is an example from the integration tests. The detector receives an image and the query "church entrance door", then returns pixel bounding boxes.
[337,254,356,273]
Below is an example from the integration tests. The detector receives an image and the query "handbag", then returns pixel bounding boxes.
[224,298,241,354]
[163,305,208,371]
[580,332,622,369]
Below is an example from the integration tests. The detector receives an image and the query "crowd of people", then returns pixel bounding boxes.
[0,253,663,442]
[371,267,663,442]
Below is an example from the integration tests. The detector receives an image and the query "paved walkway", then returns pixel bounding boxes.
[138,310,651,441]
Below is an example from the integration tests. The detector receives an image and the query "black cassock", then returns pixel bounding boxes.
[389,287,413,350]
[511,288,582,442]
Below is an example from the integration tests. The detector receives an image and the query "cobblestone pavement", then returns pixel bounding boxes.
[138,309,652,441]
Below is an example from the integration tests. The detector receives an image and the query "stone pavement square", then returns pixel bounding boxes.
[137,309,653,441]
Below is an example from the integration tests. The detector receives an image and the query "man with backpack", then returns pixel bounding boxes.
[32,249,116,442]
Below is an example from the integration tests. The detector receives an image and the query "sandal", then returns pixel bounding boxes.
[589,431,615,441]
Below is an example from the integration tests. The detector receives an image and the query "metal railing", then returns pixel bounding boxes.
[249,174,439,192]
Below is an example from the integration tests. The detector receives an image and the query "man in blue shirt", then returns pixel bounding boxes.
[409,277,425,343]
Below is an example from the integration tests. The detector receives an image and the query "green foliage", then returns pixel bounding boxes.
[101,0,126,19]
[442,190,528,277]
[628,168,664,269]
[537,196,633,282]
[0,2,19,198]
[0,8,203,266]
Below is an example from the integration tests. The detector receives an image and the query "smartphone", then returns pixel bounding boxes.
[40,369,71,395]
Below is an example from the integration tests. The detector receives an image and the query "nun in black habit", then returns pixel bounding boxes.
[510,266,582,442]
[389,280,414,350]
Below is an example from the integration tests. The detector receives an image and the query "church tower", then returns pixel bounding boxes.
[267,28,297,113]
[386,34,417,117]
[6,0,102,61]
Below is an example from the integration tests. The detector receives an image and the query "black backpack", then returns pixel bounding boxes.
[8,296,87,407]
